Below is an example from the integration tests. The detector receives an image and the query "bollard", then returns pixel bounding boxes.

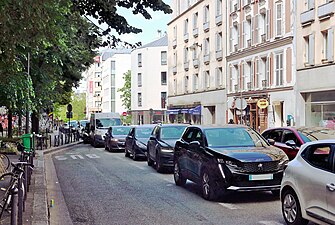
[18,174,23,225]
[11,187,18,225]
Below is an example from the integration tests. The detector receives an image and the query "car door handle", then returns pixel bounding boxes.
[326,183,335,192]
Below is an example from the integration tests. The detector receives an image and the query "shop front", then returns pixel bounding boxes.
[166,105,201,124]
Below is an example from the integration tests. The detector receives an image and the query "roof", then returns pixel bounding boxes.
[136,35,168,50]
[100,49,132,61]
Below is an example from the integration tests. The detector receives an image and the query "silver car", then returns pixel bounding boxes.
[280,140,335,225]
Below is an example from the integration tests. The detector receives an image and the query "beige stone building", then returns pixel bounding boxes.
[226,0,296,132]
[167,0,227,125]
[296,0,335,129]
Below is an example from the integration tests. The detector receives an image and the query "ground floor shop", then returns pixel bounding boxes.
[131,110,166,125]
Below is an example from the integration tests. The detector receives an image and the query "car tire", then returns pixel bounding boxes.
[282,189,308,225]
[155,152,164,173]
[132,150,137,161]
[201,168,218,201]
[147,153,154,166]
[174,161,186,186]
[271,190,280,197]
[125,149,130,157]
[93,138,98,148]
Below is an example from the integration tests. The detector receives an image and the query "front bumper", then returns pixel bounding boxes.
[109,141,126,150]
[134,146,147,156]
[158,152,174,167]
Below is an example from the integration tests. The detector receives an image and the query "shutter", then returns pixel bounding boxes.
[203,6,206,22]
[230,1,233,13]
[251,60,254,89]
[308,0,314,10]
[254,16,258,44]
[237,0,241,10]
[309,33,315,65]
[266,10,270,40]
[243,21,247,48]
[238,23,241,48]
[327,28,334,62]
[251,17,255,45]
[230,27,233,53]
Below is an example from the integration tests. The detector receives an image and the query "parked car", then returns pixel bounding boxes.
[174,125,289,201]
[262,127,335,160]
[280,140,335,225]
[125,124,155,160]
[79,120,89,136]
[104,125,132,152]
[147,124,188,172]
[82,122,91,144]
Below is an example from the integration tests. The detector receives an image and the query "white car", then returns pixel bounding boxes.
[280,140,335,225]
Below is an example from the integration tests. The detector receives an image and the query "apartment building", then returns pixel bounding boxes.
[296,0,335,129]
[226,0,296,132]
[131,36,169,125]
[167,0,227,125]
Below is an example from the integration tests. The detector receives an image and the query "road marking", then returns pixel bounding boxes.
[258,221,284,225]
[218,203,242,210]
[130,163,145,170]
[70,155,84,159]
[86,154,100,159]
[55,155,67,160]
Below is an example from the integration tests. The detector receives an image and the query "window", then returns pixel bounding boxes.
[94,91,101,97]
[193,73,199,91]
[138,93,142,107]
[185,76,189,93]
[216,32,222,52]
[193,12,198,29]
[323,30,329,60]
[161,51,167,65]
[111,61,116,73]
[275,52,284,86]
[184,19,188,35]
[204,5,209,23]
[161,92,167,108]
[216,0,222,16]
[305,33,314,65]
[173,52,177,66]
[95,72,101,78]
[263,130,283,142]
[173,26,177,39]
[204,70,210,89]
[174,79,177,95]
[322,29,334,62]
[161,72,167,85]
[255,58,260,88]
[229,66,233,92]
[95,101,101,107]
[204,38,210,56]
[138,53,142,67]
[282,130,300,147]
[307,0,315,10]
[95,82,101,87]
[137,73,142,87]
[302,144,332,171]
[184,47,189,63]
[192,46,197,59]
[243,19,251,48]
[275,3,282,36]
[216,67,222,87]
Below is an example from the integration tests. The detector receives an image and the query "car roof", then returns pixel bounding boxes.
[157,124,189,127]
[134,124,156,128]
[188,124,248,129]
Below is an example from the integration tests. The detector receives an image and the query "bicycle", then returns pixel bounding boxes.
[0,161,33,225]
[0,153,10,173]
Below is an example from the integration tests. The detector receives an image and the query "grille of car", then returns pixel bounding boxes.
[241,161,279,173]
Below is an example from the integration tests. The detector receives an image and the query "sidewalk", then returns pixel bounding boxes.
[0,134,81,225]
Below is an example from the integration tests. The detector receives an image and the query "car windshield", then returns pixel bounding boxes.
[204,127,268,148]
[298,128,335,142]
[135,127,153,138]
[112,126,131,135]
[69,121,78,128]
[161,126,187,139]
[96,118,121,128]
[80,120,88,127]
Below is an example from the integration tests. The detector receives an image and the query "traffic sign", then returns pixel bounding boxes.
[66,112,73,118]
[122,112,127,116]
[67,104,73,112]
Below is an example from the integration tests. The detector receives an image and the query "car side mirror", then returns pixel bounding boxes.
[285,140,297,149]
[189,141,201,150]
[267,138,275,145]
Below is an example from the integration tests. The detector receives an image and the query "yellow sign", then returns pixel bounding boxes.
[257,99,269,109]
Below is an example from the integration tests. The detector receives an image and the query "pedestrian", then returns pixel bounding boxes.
[0,122,3,136]
[228,119,234,124]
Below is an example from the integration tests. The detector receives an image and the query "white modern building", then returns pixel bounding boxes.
[167,0,227,125]
[131,36,169,124]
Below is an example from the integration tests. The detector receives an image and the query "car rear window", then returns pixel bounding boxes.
[161,126,187,139]
[135,128,153,138]
[113,127,131,135]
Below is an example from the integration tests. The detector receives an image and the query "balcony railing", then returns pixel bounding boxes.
[203,54,210,64]
[215,15,222,26]
[318,1,335,19]
[203,22,209,32]
[262,79,268,88]
[193,59,199,68]
[216,50,223,61]
[193,28,199,37]
[300,9,315,25]
[184,61,189,71]
[172,39,177,48]
[183,33,189,43]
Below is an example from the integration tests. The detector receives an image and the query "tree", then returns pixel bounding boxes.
[71,93,87,121]
[118,70,131,111]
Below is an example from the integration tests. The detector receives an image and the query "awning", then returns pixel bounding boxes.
[190,105,201,115]
[166,109,179,115]
[180,109,190,114]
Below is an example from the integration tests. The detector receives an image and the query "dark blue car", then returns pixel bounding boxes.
[173,125,289,201]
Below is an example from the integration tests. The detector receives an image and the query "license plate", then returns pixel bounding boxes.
[249,174,273,181]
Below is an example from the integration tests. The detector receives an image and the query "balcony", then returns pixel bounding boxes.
[183,33,189,43]
[172,39,177,48]
[318,1,335,20]
[261,34,266,43]
[193,59,199,68]
[203,22,209,32]
[172,66,177,74]
[262,79,268,88]
[216,50,223,61]
[300,9,315,26]
[215,15,222,26]
[203,54,210,64]
[193,28,199,37]
[184,61,189,71]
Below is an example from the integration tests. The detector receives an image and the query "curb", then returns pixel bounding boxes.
[32,141,81,225]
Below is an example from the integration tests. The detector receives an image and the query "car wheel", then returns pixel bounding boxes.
[93,138,98,148]
[174,161,186,186]
[132,150,137,161]
[155,152,164,173]
[282,189,308,225]
[201,168,218,201]
[125,148,130,157]
[147,152,154,166]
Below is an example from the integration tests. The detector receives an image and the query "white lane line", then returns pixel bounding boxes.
[258,221,284,225]
[218,203,242,210]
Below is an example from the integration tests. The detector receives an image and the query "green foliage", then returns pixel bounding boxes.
[53,92,86,122]
[118,70,131,110]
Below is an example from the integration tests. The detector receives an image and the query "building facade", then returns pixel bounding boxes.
[226,0,296,132]
[167,0,227,125]
[296,0,335,129]
[131,36,169,125]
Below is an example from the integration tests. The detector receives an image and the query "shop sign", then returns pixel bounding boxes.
[257,99,269,109]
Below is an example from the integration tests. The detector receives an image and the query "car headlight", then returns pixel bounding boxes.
[218,159,243,171]
[161,147,174,153]
[278,155,289,169]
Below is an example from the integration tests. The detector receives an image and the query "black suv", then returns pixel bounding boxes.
[173,125,289,201]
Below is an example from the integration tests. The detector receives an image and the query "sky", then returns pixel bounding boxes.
[95,0,173,48]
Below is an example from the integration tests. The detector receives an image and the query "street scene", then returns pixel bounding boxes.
[1,0,335,225]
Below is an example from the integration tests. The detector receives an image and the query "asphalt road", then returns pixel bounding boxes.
[52,144,291,225]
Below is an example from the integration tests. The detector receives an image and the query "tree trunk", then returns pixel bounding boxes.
[25,110,29,134]
[18,113,22,136]
[7,109,12,138]
[31,111,39,134]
